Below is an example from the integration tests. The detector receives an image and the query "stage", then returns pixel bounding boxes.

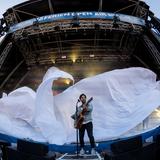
[57,153,102,160]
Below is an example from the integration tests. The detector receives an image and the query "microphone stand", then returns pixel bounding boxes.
[75,100,79,157]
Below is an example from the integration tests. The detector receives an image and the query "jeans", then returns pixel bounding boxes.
[79,122,95,148]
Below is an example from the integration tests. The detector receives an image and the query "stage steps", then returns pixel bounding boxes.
[57,152,103,160]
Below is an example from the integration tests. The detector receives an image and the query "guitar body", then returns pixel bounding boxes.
[75,116,84,129]
[74,97,93,129]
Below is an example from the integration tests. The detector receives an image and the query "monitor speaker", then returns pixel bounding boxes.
[6,147,21,160]
[111,136,142,154]
[154,134,160,144]
[6,146,55,160]
[142,142,156,160]
[17,139,48,156]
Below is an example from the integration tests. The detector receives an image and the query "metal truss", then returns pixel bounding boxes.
[11,19,143,66]
[0,42,13,69]
[143,35,160,65]
[3,0,149,27]
[12,19,143,40]
[150,16,160,35]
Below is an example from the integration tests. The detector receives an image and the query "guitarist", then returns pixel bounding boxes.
[72,94,96,155]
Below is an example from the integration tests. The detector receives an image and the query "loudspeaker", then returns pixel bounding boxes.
[104,148,142,160]
[154,134,160,144]
[116,149,142,160]
[142,142,156,160]
[6,146,55,160]
[0,140,11,160]
[153,134,160,160]
[155,146,160,160]
[111,136,142,154]
[17,139,48,156]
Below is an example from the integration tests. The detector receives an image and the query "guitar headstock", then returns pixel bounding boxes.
[87,97,93,104]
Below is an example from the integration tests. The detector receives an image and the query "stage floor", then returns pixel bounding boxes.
[57,152,103,160]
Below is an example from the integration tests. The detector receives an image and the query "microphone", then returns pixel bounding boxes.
[77,99,80,102]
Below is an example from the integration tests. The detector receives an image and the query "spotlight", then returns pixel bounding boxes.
[32,19,39,30]
[22,30,28,37]
[61,55,67,59]
[55,26,60,31]
[89,54,95,58]
[51,59,55,64]
[95,23,100,30]
[128,23,134,32]
[112,15,120,28]
[72,58,76,63]
[72,22,80,28]
[71,14,80,28]
[0,18,8,36]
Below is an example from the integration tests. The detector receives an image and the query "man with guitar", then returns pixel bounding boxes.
[71,94,96,155]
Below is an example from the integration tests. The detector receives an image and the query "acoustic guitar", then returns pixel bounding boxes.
[74,97,93,129]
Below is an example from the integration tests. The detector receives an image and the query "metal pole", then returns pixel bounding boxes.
[76,100,79,157]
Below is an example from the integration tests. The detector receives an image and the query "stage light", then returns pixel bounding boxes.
[71,14,80,28]
[65,79,71,85]
[32,19,40,30]
[22,30,28,37]
[51,59,55,64]
[89,54,95,58]
[71,54,77,63]
[61,55,67,59]
[55,26,60,31]
[112,15,120,28]
[95,23,100,30]
[155,108,160,117]
[128,23,134,32]
[72,22,80,28]
[72,58,76,63]
[0,18,8,36]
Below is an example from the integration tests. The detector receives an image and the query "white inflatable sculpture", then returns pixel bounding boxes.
[0,67,160,145]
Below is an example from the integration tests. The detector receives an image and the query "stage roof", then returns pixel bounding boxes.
[3,0,149,25]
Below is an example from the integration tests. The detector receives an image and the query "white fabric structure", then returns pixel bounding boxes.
[0,67,160,145]
[34,67,74,144]
[0,87,45,141]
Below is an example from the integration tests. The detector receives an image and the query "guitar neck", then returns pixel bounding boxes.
[83,97,93,107]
